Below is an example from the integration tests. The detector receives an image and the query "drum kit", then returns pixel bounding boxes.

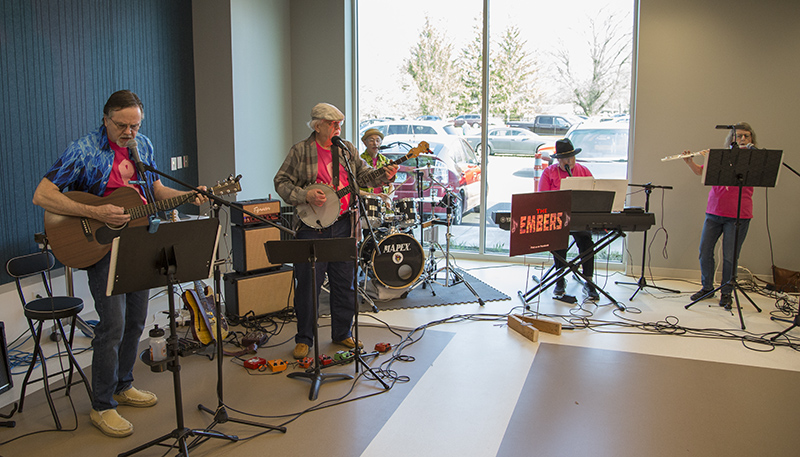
[357,164,484,307]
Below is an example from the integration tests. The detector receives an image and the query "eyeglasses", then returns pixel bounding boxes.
[108,118,142,132]
[326,120,344,127]
[736,132,751,139]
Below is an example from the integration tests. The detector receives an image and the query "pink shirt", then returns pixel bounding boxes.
[706,185,753,219]
[316,142,350,215]
[538,162,593,191]
[104,141,146,203]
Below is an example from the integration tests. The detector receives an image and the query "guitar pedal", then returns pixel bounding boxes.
[267,359,287,372]
[298,357,313,369]
[243,357,266,370]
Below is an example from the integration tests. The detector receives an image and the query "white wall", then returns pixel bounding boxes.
[630,0,800,279]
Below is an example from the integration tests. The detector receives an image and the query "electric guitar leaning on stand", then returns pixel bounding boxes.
[181,280,229,345]
[43,176,241,268]
[295,141,430,229]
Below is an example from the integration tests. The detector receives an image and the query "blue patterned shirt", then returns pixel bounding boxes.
[44,126,158,197]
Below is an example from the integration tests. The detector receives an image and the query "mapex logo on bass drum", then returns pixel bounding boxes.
[392,252,404,264]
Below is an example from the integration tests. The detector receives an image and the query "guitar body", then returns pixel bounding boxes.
[44,187,148,268]
[295,183,342,229]
[182,281,229,345]
[43,176,242,268]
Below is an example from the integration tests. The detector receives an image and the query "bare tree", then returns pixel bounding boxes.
[553,8,632,116]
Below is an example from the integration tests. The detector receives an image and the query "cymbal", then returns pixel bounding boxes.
[409,165,434,171]
[414,197,441,204]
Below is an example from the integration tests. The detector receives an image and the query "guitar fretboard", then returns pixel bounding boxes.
[125,193,194,220]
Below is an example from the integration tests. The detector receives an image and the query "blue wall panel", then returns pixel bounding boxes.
[0,0,198,284]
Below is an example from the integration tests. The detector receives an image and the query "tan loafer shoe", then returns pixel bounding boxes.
[293,343,310,359]
[113,386,158,408]
[90,409,133,438]
[333,337,363,349]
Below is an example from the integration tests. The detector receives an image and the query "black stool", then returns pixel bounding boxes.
[5,250,92,429]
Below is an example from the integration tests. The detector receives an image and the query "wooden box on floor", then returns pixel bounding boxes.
[224,265,294,318]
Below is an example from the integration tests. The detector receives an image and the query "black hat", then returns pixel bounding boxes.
[552,138,581,159]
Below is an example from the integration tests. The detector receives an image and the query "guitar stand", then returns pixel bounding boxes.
[615,183,680,300]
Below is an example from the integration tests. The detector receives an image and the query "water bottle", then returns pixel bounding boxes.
[149,325,167,363]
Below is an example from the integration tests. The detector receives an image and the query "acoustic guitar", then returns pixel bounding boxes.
[295,142,429,229]
[182,280,229,345]
[44,175,241,268]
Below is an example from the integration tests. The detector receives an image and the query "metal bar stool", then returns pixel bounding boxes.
[5,250,92,429]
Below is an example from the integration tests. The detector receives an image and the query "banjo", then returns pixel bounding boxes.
[296,142,429,229]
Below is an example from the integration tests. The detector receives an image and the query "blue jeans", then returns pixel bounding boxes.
[294,217,356,346]
[699,214,750,295]
[85,252,149,411]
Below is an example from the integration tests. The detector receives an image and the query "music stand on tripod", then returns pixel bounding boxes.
[266,238,355,401]
[685,147,783,330]
[107,219,238,457]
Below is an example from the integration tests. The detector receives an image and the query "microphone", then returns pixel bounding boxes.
[331,135,348,151]
[716,125,737,130]
[126,139,147,178]
[564,163,573,177]
[379,145,393,150]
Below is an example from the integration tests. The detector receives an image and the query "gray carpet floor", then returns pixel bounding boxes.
[498,343,800,457]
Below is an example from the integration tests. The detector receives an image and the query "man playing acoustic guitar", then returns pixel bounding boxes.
[32,90,207,438]
[274,103,397,360]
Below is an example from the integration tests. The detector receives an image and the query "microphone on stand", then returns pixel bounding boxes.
[716,124,738,130]
[126,139,147,179]
[564,163,573,177]
[331,135,349,151]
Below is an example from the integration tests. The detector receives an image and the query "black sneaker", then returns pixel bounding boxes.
[584,283,600,300]
[553,279,566,296]
[719,294,733,309]
[690,288,715,301]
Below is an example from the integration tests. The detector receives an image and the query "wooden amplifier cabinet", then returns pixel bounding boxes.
[224,265,294,317]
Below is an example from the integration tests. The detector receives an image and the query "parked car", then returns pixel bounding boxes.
[508,114,581,135]
[358,120,458,142]
[536,120,630,179]
[416,115,441,121]
[453,113,481,128]
[381,135,481,225]
[465,127,547,156]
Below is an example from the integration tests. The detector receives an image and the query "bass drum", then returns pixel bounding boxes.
[359,232,424,289]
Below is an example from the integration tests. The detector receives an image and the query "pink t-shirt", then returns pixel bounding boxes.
[706,185,753,219]
[538,162,593,191]
[104,141,146,203]
[316,143,350,215]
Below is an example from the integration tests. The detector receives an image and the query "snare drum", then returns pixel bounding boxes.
[359,232,424,289]
[393,198,417,229]
[361,195,385,228]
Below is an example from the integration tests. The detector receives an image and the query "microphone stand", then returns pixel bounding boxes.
[338,143,390,389]
[615,183,680,300]
[136,164,289,448]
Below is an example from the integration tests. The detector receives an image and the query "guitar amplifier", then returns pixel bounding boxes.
[231,198,281,226]
[224,265,294,317]
[231,225,281,273]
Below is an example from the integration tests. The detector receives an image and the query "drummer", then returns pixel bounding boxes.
[359,128,394,203]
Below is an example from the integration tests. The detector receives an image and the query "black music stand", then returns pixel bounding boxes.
[685,148,783,330]
[110,219,238,457]
[615,183,680,300]
[265,238,354,401]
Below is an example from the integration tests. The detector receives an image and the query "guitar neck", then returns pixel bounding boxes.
[125,192,194,221]
[333,153,414,200]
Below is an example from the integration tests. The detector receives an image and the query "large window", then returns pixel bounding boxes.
[358,0,634,258]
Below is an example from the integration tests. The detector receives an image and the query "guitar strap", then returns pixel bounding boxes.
[331,144,340,188]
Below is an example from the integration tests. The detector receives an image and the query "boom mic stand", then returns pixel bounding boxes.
[133,165,289,444]
[615,183,680,300]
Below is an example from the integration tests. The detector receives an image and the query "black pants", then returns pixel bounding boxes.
[552,231,594,279]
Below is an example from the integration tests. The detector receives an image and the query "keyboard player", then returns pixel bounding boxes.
[538,138,599,300]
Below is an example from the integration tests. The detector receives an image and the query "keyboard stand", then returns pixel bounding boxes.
[518,228,626,311]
